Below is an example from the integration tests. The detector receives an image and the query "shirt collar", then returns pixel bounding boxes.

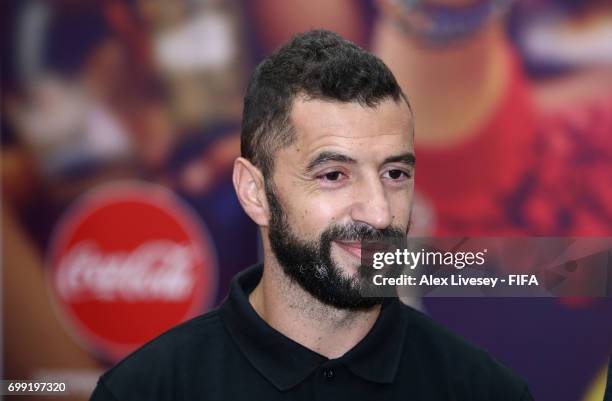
[219,264,409,391]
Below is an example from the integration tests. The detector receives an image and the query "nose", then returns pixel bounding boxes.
[349,174,393,230]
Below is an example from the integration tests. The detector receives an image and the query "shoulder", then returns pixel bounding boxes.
[398,304,532,399]
[92,310,226,401]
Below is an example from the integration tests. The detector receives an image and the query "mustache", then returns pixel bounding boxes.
[322,223,406,243]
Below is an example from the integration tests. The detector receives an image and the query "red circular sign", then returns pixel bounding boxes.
[47,182,217,361]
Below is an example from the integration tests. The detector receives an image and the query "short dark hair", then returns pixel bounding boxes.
[240,29,411,178]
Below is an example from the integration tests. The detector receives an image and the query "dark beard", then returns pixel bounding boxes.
[265,180,406,310]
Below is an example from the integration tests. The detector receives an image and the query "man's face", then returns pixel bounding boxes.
[266,97,415,310]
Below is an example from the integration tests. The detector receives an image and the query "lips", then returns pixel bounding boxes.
[334,241,362,259]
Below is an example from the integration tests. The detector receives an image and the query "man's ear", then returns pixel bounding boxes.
[232,157,269,227]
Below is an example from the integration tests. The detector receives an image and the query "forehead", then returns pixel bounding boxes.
[288,97,413,153]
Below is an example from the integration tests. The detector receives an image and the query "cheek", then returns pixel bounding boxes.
[286,193,349,237]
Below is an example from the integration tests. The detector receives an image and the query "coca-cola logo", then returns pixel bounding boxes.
[56,241,196,302]
[47,182,217,361]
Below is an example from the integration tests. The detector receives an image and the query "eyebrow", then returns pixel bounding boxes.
[305,152,357,173]
[383,152,416,166]
[304,151,416,173]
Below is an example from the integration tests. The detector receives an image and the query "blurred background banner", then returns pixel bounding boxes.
[47,181,218,362]
[1,0,611,400]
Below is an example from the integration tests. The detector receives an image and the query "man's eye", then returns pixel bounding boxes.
[384,169,410,180]
[319,171,344,181]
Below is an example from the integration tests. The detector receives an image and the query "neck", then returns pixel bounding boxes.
[372,16,510,148]
[249,257,381,359]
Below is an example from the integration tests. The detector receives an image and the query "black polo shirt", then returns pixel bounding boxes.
[90,264,533,401]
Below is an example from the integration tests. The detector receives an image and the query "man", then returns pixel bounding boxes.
[90,30,533,401]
